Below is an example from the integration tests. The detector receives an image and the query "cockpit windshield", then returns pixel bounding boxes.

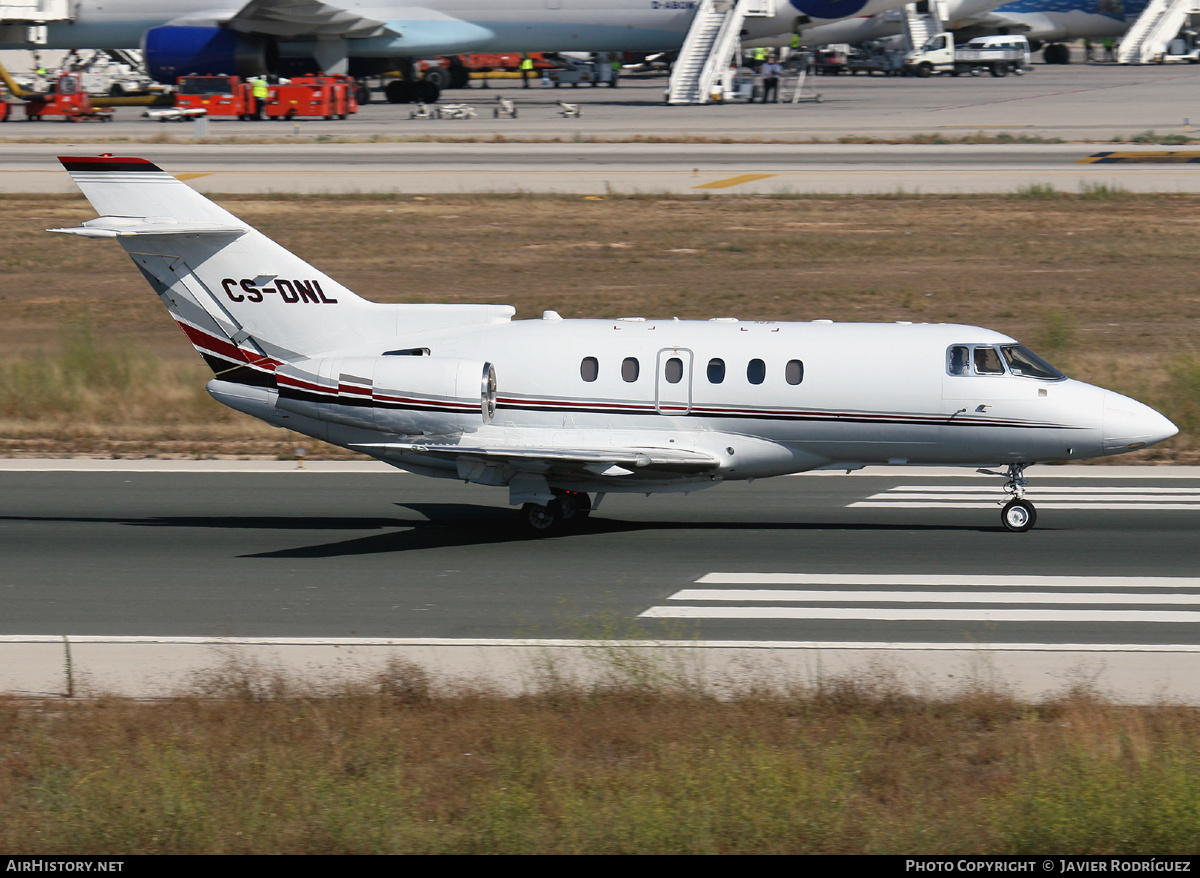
[947,344,1067,379]
[1000,345,1065,380]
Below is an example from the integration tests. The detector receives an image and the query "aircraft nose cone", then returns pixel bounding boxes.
[1102,392,1178,454]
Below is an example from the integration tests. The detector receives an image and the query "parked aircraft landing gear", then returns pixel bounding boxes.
[980,463,1037,532]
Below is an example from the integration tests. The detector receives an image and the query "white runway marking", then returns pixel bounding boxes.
[641,607,1200,623]
[850,484,1200,511]
[672,590,1200,605]
[694,573,1200,588]
[640,573,1200,626]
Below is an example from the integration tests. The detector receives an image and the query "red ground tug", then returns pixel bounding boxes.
[266,74,358,120]
[174,75,259,120]
[21,72,115,121]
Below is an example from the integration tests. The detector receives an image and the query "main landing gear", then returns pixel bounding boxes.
[979,463,1037,532]
[520,490,593,536]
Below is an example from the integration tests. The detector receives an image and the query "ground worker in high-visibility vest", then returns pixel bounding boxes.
[250,76,268,119]
[520,55,534,88]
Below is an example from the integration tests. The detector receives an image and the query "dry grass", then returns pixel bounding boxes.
[3,192,1198,459]
[2,660,1199,853]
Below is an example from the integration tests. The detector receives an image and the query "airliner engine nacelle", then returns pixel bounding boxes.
[274,356,497,435]
[142,26,278,83]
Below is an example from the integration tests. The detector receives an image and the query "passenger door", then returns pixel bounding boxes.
[655,348,693,415]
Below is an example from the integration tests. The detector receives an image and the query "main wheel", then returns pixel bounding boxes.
[413,79,440,104]
[521,501,561,535]
[1001,498,1037,533]
[384,80,414,104]
[554,491,591,526]
[423,67,448,89]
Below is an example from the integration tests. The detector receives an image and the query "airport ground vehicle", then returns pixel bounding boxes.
[844,44,903,75]
[904,32,1026,77]
[961,35,1032,73]
[266,74,358,120]
[20,71,114,121]
[174,75,258,120]
[50,155,1178,535]
[417,53,560,89]
[813,45,850,74]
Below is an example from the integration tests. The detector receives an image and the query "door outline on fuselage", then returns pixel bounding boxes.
[655,348,693,415]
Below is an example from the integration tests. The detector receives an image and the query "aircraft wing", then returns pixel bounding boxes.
[167,0,394,38]
[229,0,393,38]
[354,442,722,477]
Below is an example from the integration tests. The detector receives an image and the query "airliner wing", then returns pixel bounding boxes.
[227,0,393,38]
[354,442,721,476]
[165,2,495,54]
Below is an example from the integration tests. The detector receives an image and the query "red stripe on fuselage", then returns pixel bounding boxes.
[174,320,280,372]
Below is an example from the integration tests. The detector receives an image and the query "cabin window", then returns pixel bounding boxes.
[948,346,970,376]
[747,359,766,385]
[974,346,1005,375]
[1001,345,1065,380]
[785,359,804,385]
[621,357,640,383]
[664,357,683,384]
[707,358,726,384]
[580,357,598,382]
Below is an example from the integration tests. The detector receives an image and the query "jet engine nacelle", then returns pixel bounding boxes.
[143,26,278,83]
[274,355,497,435]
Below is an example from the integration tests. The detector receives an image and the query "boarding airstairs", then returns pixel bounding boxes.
[667,0,773,104]
[901,0,948,53]
[0,0,70,43]
[1117,0,1200,63]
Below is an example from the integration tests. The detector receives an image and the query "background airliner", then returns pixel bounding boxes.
[751,0,1153,65]
[965,0,1153,62]
[0,0,914,93]
[768,0,1012,49]
[48,155,1178,534]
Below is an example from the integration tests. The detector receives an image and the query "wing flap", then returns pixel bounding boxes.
[354,442,721,475]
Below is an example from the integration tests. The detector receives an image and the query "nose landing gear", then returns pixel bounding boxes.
[979,463,1037,532]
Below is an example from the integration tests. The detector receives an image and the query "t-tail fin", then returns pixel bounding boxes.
[50,156,513,387]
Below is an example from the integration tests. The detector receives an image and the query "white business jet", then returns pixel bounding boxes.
[50,156,1178,533]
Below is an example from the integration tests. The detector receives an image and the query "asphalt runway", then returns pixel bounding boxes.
[4,140,1198,195]
[3,464,1199,642]
[4,65,1200,195]
[1,462,1198,701]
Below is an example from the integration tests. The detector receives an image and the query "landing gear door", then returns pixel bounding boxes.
[655,348,693,415]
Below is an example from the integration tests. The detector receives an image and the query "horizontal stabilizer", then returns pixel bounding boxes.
[47,216,247,238]
[354,442,721,474]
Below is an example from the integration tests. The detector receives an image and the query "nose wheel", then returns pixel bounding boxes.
[979,463,1037,532]
[1001,497,1037,532]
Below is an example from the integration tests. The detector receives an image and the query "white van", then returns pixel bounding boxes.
[962,35,1033,73]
